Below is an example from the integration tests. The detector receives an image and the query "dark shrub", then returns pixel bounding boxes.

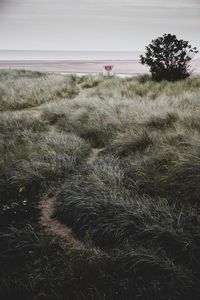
[140,33,198,81]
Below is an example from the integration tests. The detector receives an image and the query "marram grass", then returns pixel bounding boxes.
[0,70,200,300]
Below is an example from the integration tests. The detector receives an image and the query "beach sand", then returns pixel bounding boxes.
[0,58,199,75]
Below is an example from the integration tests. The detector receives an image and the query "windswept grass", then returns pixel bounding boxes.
[0,70,79,111]
[0,70,200,299]
[0,130,90,226]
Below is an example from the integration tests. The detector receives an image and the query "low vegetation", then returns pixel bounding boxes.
[0,69,200,299]
[0,70,79,111]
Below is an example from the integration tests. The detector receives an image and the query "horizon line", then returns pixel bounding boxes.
[0,49,144,52]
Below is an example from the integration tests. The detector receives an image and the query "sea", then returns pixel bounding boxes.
[0,50,143,60]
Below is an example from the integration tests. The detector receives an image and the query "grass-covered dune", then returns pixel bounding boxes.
[0,69,200,300]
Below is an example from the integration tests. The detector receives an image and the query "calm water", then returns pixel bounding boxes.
[0,50,143,60]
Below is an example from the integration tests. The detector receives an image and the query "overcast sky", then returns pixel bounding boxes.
[0,0,199,51]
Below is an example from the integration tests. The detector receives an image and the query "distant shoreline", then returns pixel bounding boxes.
[0,59,149,75]
[0,58,199,75]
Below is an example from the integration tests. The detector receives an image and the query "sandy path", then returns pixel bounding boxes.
[38,85,106,243]
[39,189,80,242]
[87,147,105,162]
[38,147,104,245]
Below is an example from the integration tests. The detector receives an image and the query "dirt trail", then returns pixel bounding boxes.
[38,82,105,243]
[39,147,104,244]
[39,189,81,246]
[87,147,105,163]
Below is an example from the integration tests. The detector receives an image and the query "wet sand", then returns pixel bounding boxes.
[0,58,199,75]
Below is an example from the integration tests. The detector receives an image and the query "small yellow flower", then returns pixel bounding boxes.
[19,186,25,193]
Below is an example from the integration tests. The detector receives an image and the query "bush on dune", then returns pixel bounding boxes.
[140,34,198,81]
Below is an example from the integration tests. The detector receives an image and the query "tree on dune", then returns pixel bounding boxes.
[140,33,198,81]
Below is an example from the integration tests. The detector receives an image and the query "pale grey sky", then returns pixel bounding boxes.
[0,0,199,51]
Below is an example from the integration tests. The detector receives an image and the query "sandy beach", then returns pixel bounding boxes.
[0,59,148,75]
[0,58,199,75]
